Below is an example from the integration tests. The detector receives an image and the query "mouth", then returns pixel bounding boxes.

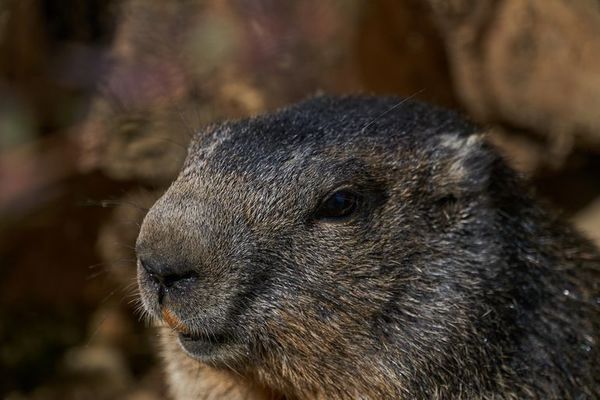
[177,330,232,359]
[160,307,237,361]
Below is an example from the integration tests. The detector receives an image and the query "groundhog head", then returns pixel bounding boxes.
[135,96,598,398]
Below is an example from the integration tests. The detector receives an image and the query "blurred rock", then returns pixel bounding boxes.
[124,389,162,400]
[575,197,600,247]
[87,305,135,348]
[62,345,131,391]
[487,127,547,175]
[356,0,458,107]
[426,0,600,162]
[78,0,362,185]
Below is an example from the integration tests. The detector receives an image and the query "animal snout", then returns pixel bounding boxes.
[139,255,199,301]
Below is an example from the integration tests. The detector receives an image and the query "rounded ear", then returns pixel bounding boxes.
[430,132,495,195]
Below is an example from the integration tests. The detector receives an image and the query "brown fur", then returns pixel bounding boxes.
[136,96,599,399]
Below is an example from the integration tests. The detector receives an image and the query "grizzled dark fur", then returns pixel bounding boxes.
[136,96,599,399]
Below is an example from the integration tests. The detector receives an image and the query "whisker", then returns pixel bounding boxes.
[86,312,109,347]
[88,258,136,270]
[76,198,150,212]
[86,269,108,280]
[117,243,137,252]
[175,103,195,141]
[359,89,425,133]
[150,135,189,150]
[98,288,118,306]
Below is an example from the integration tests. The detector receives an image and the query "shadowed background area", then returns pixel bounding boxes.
[1,1,599,398]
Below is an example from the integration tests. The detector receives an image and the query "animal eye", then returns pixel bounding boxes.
[315,189,360,220]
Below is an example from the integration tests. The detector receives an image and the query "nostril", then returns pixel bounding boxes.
[162,270,199,288]
[140,258,161,284]
[139,257,199,288]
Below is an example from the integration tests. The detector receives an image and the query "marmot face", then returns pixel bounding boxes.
[136,96,599,398]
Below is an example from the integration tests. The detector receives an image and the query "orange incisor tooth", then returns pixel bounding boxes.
[162,308,190,334]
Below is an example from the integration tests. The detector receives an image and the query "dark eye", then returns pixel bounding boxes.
[315,189,360,220]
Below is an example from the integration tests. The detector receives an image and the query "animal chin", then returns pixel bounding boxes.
[160,307,240,361]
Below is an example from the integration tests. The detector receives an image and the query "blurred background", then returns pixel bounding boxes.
[1,1,599,398]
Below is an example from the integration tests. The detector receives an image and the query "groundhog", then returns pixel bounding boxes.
[135,96,599,399]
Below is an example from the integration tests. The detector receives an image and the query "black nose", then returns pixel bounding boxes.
[139,257,199,289]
